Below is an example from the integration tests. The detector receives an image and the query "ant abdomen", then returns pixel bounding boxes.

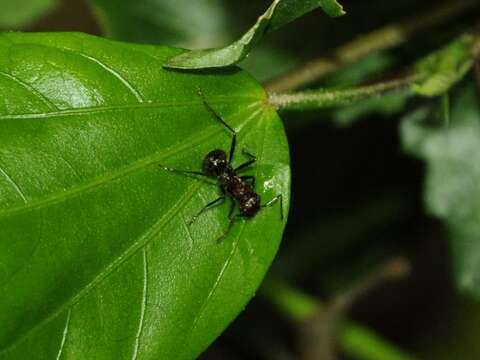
[239,194,261,217]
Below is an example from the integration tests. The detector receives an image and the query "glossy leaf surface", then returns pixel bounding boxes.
[0,32,290,359]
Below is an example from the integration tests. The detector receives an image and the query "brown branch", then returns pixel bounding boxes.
[265,0,479,92]
[298,257,411,360]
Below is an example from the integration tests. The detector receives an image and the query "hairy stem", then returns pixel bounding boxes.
[265,0,478,92]
[269,74,418,111]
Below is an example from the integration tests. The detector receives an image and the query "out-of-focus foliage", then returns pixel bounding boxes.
[0,0,57,28]
[402,84,480,298]
[87,0,229,48]
[327,53,409,126]
[413,34,476,97]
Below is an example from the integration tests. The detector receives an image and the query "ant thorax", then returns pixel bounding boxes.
[239,193,261,217]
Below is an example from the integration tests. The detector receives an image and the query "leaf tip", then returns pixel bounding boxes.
[319,0,347,17]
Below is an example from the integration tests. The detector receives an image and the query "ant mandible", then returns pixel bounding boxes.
[160,89,283,241]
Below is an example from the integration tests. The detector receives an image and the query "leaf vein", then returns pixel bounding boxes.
[0,97,257,121]
[0,71,59,111]
[0,181,202,355]
[0,161,28,203]
[75,52,145,103]
[131,248,148,360]
[54,309,71,360]
[0,102,262,219]
[0,102,263,355]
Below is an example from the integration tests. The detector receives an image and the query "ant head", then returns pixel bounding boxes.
[203,149,228,177]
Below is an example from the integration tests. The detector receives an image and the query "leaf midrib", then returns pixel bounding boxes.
[0,96,257,121]
[0,101,263,219]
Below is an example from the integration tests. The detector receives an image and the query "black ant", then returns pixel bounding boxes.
[160,89,283,241]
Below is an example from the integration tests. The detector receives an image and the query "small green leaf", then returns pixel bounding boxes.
[270,0,345,30]
[412,34,477,97]
[0,0,57,29]
[0,32,290,359]
[164,0,346,70]
[318,0,346,17]
[401,84,480,298]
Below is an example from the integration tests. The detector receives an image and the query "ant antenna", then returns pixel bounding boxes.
[197,87,237,163]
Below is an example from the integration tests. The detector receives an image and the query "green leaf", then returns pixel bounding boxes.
[87,0,229,48]
[412,34,477,97]
[269,0,345,30]
[0,32,290,359]
[164,0,346,69]
[0,0,57,29]
[401,84,480,298]
[318,0,346,17]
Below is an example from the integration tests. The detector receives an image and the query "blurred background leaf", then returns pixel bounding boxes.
[412,34,476,97]
[402,84,480,299]
[87,0,229,48]
[0,0,58,29]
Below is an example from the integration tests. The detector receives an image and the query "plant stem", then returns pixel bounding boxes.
[330,257,411,314]
[268,75,418,111]
[262,280,417,360]
[265,0,478,92]
[339,323,416,360]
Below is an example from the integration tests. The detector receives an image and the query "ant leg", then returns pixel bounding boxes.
[158,165,215,185]
[228,197,236,218]
[235,149,257,173]
[262,194,284,220]
[188,194,225,226]
[227,130,237,165]
[216,200,237,242]
[242,148,257,160]
[235,159,255,173]
[217,213,249,243]
[241,175,255,188]
[197,88,237,163]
